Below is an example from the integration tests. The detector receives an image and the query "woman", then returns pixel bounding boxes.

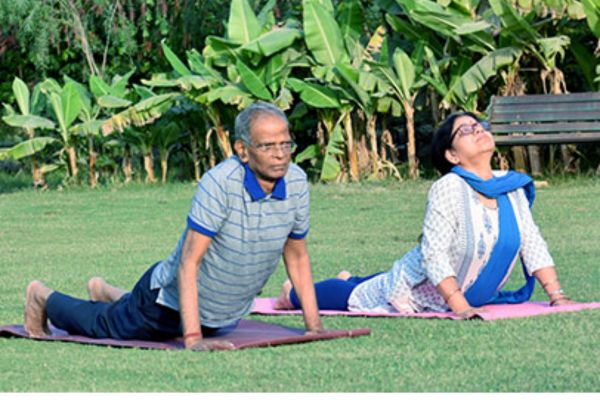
[276,112,575,318]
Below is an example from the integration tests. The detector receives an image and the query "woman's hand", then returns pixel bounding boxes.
[550,297,576,307]
[454,307,486,320]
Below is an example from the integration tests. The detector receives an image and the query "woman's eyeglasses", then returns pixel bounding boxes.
[450,121,491,143]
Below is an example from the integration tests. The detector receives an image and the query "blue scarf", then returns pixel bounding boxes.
[451,166,536,307]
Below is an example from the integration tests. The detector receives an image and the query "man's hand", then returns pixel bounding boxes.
[187,339,235,351]
[283,238,324,334]
[304,327,331,336]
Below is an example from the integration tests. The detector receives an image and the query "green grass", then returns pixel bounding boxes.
[0,178,599,392]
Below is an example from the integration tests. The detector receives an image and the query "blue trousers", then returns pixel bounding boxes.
[289,273,382,311]
[46,263,237,340]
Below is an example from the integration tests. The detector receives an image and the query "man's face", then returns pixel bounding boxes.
[241,114,293,183]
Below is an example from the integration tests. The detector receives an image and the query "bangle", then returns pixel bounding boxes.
[184,332,201,340]
[542,279,559,289]
[548,288,564,298]
[444,287,462,303]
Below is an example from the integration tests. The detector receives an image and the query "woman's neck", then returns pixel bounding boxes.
[460,160,494,180]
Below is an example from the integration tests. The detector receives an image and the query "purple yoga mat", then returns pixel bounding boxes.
[0,319,370,351]
[252,298,600,321]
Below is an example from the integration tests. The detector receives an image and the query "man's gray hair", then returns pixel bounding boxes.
[234,102,289,144]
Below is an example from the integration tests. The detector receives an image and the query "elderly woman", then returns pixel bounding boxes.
[276,112,575,318]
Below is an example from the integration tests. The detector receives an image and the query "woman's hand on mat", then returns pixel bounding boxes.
[454,307,485,320]
[187,339,235,351]
[550,297,576,307]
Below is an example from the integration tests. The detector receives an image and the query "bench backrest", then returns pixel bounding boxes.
[489,92,600,144]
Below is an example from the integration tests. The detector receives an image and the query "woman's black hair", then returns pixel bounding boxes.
[430,111,480,175]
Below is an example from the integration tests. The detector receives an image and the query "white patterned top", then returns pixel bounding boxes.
[347,171,555,313]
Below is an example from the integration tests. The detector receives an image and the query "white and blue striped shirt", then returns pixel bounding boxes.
[150,156,310,327]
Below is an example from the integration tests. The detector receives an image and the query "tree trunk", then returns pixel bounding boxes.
[190,132,201,182]
[528,145,542,177]
[380,117,399,164]
[430,89,440,127]
[143,153,156,183]
[215,124,232,159]
[122,156,133,183]
[31,155,45,188]
[502,69,528,173]
[316,121,326,148]
[160,156,168,183]
[122,145,133,183]
[403,100,418,180]
[65,0,101,77]
[343,112,359,182]
[367,113,380,178]
[88,136,97,188]
[66,145,78,179]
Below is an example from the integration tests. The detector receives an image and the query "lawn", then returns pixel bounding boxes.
[0,178,598,392]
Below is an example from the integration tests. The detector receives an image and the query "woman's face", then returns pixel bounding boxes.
[445,114,495,167]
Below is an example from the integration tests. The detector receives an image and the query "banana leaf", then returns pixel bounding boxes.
[320,122,344,181]
[241,28,301,57]
[98,95,133,109]
[448,46,522,103]
[303,0,348,66]
[2,114,55,130]
[227,0,261,44]
[236,59,273,100]
[287,78,341,108]
[3,137,57,160]
[337,0,364,40]
[582,0,600,37]
[161,40,191,77]
[12,77,30,115]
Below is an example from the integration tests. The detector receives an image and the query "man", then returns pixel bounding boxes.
[24,102,324,350]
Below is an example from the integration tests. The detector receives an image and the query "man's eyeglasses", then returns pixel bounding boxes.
[450,120,491,143]
[247,140,297,154]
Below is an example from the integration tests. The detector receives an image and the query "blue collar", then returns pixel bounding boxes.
[240,159,287,201]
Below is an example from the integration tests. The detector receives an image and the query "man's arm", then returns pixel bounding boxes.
[177,229,233,350]
[282,237,323,333]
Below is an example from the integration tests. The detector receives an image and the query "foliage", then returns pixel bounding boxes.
[1,0,599,186]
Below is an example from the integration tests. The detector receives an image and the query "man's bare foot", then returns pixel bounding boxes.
[274,279,294,309]
[24,281,53,337]
[87,277,127,302]
[337,270,352,281]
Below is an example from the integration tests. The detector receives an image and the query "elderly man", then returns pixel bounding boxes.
[24,102,324,350]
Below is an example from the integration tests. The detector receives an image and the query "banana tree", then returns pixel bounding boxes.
[288,78,348,181]
[2,78,56,186]
[300,0,363,181]
[39,79,83,180]
[150,119,183,183]
[371,47,428,180]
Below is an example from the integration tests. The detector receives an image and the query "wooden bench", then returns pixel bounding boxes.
[489,92,600,145]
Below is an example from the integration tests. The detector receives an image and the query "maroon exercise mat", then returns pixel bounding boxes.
[0,319,370,351]
[252,298,600,321]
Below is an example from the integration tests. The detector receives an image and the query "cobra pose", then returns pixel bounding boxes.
[276,112,575,318]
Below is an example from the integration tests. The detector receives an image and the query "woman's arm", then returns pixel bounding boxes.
[513,190,574,305]
[420,177,482,317]
[533,266,575,306]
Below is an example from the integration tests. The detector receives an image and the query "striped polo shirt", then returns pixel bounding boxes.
[150,156,310,327]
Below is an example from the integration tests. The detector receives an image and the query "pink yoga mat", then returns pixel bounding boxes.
[0,319,370,351]
[252,298,600,321]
